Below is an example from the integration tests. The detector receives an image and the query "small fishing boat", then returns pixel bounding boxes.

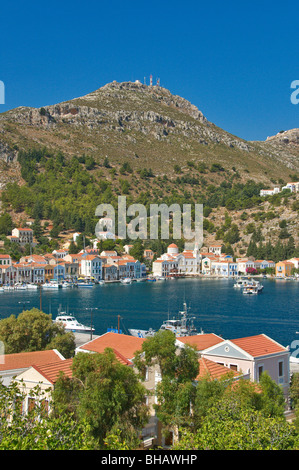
[121,278,132,285]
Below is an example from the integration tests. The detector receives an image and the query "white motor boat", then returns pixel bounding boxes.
[121,278,132,284]
[243,285,259,295]
[61,281,72,288]
[27,283,39,289]
[14,283,28,290]
[43,282,61,289]
[54,313,95,333]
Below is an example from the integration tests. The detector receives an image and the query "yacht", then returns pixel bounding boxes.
[120,278,132,284]
[27,283,39,290]
[54,312,95,333]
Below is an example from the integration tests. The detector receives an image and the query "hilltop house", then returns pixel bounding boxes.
[10,227,35,247]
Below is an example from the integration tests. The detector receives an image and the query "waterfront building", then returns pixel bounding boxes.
[276,260,295,278]
[0,254,14,285]
[13,263,32,284]
[80,255,103,281]
[254,260,275,271]
[31,263,46,284]
[64,261,79,280]
[211,260,238,277]
[102,263,118,281]
[236,258,256,274]
[287,258,299,270]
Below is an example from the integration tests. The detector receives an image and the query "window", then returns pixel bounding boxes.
[258,365,263,381]
[230,364,238,371]
[278,361,284,377]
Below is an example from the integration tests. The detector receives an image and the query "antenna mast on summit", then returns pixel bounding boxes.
[150,74,153,86]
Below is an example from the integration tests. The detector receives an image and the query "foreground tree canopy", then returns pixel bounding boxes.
[52,349,149,448]
[0,308,76,358]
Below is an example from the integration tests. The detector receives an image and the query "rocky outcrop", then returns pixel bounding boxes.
[0,81,254,152]
[0,141,17,163]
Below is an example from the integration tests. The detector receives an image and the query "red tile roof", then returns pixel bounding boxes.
[78,332,145,360]
[33,358,73,384]
[0,350,64,372]
[230,334,287,358]
[197,357,240,380]
[177,333,224,351]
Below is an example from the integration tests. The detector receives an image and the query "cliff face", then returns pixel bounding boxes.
[0,81,298,180]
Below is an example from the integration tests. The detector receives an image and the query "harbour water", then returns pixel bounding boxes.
[0,278,298,350]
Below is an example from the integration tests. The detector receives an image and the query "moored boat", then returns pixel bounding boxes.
[54,312,95,333]
[43,281,61,289]
[129,301,200,338]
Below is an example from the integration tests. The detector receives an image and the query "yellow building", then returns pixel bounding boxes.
[275,261,294,278]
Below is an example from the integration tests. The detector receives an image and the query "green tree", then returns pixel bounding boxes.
[0,213,13,235]
[0,308,75,357]
[53,349,149,448]
[134,330,199,436]
[173,397,298,450]
[0,380,94,450]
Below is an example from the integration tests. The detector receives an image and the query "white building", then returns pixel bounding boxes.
[209,245,222,256]
[282,182,299,193]
[260,187,280,197]
[153,243,201,277]
[236,258,256,274]
[254,260,275,270]
[11,227,34,246]
[80,255,102,281]
[211,260,238,277]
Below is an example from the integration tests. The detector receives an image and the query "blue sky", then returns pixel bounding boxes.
[0,0,298,141]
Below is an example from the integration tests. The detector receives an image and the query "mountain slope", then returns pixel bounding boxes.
[0,81,298,183]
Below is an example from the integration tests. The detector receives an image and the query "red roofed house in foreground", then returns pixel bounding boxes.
[201,334,290,398]
[0,349,65,386]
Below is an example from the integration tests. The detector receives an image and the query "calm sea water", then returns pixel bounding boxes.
[0,278,298,349]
